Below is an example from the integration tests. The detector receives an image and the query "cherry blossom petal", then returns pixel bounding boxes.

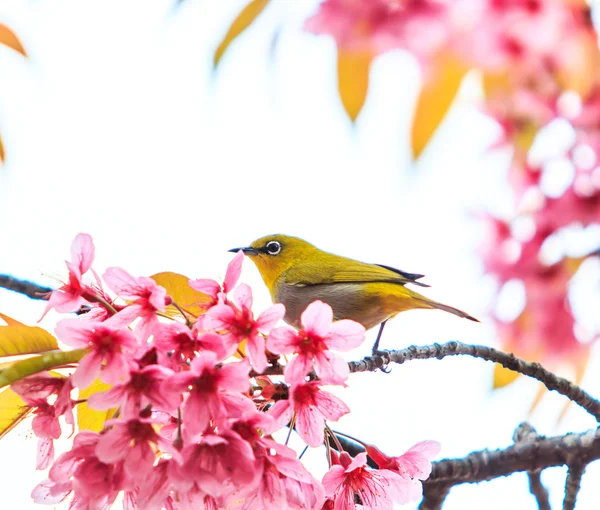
[284,354,312,384]
[398,440,441,479]
[224,251,244,293]
[300,301,333,336]
[325,320,366,351]
[266,326,298,354]
[37,438,54,470]
[71,351,103,389]
[219,358,251,392]
[55,319,95,348]
[314,390,350,421]
[188,279,220,298]
[296,405,325,447]
[71,234,95,277]
[255,304,285,334]
[267,400,293,432]
[246,333,267,372]
[233,284,253,311]
[314,351,349,384]
[103,267,139,295]
[321,465,345,495]
[203,304,236,331]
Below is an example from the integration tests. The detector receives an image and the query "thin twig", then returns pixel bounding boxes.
[563,463,585,510]
[348,342,600,422]
[0,274,52,300]
[513,423,551,510]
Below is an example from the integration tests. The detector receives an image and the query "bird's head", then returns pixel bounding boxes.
[229,234,317,291]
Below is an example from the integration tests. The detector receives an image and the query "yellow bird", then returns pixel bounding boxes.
[230,235,478,353]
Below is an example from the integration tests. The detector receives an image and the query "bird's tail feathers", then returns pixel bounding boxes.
[417,298,480,322]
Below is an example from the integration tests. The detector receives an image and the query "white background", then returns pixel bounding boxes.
[0,0,599,508]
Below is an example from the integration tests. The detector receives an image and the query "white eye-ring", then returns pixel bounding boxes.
[266,241,281,255]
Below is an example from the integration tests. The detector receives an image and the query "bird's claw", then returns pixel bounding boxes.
[379,364,392,374]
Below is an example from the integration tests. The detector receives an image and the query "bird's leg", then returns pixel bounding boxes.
[371,320,388,356]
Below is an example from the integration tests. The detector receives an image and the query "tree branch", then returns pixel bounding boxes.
[426,427,600,485]
[348,342,600,422]
[0,274,52,300]
[513,423,551,510]
[563,463,585,510]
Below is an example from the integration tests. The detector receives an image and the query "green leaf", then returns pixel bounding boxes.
[0,388,30,440]
[77,379,117,433]
[213,0,270,68]
[0,322,59,357]
[0,349,87,390]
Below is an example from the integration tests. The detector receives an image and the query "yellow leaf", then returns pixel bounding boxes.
[481,71,511,98]
[0,387,30,440]
[0,312,26,327]
[492,362,520,389]
[0,324,58,357]
[0,134,4,164]
[411,52,468,158]
[213,0,270,68]
[337,49,372,122]
[0,23,27,57]
[151,272,212,318]
[0,348,87,389]
[77,379,116,433]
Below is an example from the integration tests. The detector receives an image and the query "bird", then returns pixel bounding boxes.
[229,234,478,354]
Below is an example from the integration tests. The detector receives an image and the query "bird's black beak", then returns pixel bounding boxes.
[228,246,260,255]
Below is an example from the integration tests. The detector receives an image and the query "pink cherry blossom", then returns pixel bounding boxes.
[305,0,451,64]
[162,351,252,438]
[153,322,234,370]
[204,284,285,372]
[88,362,177,417]
[103,267,171,339]
[456,0,579,72]
[36,431,126,509]
[269,381,350,447]
[169,429,259,500]
[366,441,441,501]
[55,319,138,388]
[323,451,410,509]
[239,439,325,510]
[95,417,179,481]
[189,249,244,308]
[41,233,108,319]
[36,438,55,470]
[268,300,365,384]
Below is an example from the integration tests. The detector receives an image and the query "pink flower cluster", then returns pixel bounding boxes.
[304,0,599,370]
[14,234,439,509]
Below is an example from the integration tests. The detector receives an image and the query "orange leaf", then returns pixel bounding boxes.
[411,52,468,158]
[555,31,600,100]
[0,23,27,57]
[213,0,270,68]
[0,312,26,327]
[492,362,521,389]
[150,272,212,318]
[0,134,4,164]
[337,49,372,122]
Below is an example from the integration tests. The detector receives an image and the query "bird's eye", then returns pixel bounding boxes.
[265,241,281,255]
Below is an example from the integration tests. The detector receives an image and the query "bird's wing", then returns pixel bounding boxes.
[283,255,430,287]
